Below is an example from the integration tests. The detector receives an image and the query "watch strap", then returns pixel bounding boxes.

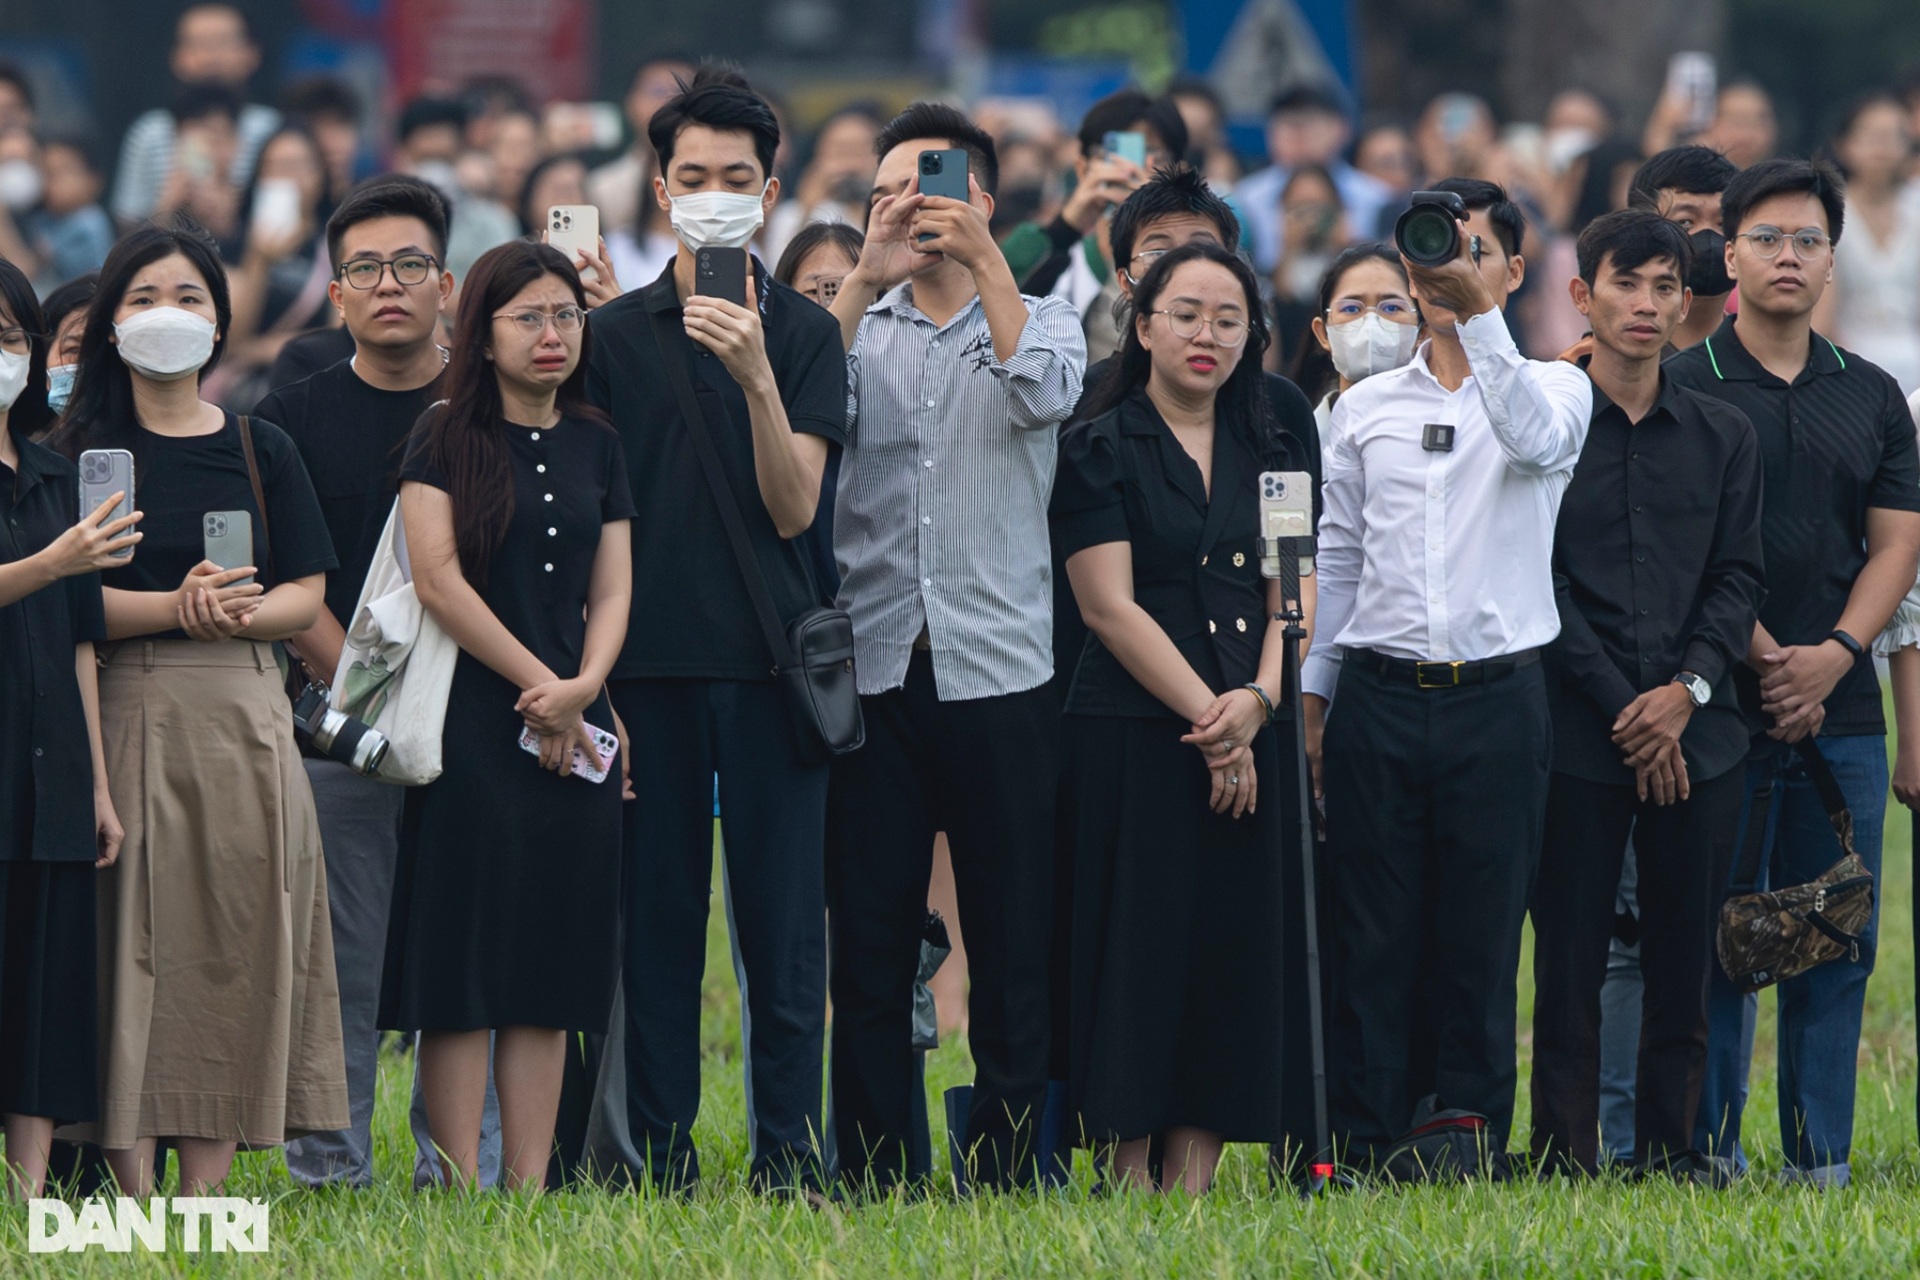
[1827,629,1864,659]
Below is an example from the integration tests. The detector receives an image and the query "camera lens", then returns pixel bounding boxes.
[84,455,108,482]
[921,155,939,174]
[1396,205,1459,267]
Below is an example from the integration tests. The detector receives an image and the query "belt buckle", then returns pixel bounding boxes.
[1415,660,1463,689]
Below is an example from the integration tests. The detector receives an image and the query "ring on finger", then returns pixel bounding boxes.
[1228,775,1240,787]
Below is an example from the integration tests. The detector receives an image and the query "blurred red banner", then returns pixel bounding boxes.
[386,0,597,105]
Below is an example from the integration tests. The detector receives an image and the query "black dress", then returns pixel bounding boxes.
[1050,389,1314,1146]
[0,426,105,1122]
[380,413,636,1032]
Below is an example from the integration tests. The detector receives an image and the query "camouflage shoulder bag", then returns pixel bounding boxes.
[1715,738,1875,994]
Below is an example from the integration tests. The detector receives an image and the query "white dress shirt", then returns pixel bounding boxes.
[1301,307,1592,700]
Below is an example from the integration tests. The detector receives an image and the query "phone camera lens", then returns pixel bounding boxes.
[921,155,939,174]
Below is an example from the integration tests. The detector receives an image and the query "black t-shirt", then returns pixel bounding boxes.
[264,325,357,393]
[401,412,636,677]
[585,258,850,681]
[257,357,444,628]
[1666,318,1920,738]
[98,411,337,638]
[0,427,107,862]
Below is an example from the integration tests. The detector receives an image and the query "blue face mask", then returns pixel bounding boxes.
[46,362,75,413]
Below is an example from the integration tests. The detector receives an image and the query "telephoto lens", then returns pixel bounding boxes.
[1395,190,1474,267]
[290,682,392,777]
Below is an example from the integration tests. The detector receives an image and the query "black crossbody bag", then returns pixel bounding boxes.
[646,309,863,764]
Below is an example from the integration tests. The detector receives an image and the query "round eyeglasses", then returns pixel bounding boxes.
[1735,226,1831,261]
[493,307,586,336]
[1149,308,1249,348]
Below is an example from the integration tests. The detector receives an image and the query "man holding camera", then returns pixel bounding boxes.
[825,102,1084,1192]
[1303,179,1591,1170]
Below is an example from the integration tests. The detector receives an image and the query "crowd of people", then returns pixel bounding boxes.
[4,2,1920,1203]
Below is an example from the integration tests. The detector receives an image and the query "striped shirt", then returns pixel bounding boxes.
[836,282,1086,700]
[111,103,280,225]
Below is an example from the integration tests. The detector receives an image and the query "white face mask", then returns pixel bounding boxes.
[0,346,28,410]
[46,362,76,413]
[114,306,218,381]
[1327,312,1419,382]
[0,158,41,211]
[668,186,767,251]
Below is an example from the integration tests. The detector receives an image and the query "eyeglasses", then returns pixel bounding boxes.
[1150,308,1248,348]
[1328,299,1417,322]
[493,307,586,336]
[1735,226,1831,260]
[0,326,31,354]
[338,254,439,290]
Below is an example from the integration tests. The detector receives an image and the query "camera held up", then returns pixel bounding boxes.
[1395,190,1483,267]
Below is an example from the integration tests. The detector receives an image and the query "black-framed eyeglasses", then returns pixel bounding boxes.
[338,254,439,290]
[1735,226,1831,261]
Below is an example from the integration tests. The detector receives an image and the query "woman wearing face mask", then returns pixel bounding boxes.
[49,223,347,1196]
[39,273,95,424]
[1293,244,1420,452]
[0,257,136,1200]
[1053,242,1318,1194]
[381,242,632,1191]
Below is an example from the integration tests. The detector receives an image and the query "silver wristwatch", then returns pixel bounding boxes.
[1672,671,1711,708]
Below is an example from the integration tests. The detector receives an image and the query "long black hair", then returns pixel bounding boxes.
[1081,241,1274,452]
[0,257,53,440]
[413,240,601,587]
[50,220,232,460]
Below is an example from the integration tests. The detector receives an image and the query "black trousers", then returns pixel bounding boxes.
[609,677,829,1192]
[826,651,1057,1191]
[1529,767,1743,1171]
[1322,656,1551,1161]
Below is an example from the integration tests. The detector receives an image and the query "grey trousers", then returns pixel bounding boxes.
[1596,838,1642,1163]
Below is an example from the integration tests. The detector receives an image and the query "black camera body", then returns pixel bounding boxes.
[291,681,391,777]
[1395,190,1482,267]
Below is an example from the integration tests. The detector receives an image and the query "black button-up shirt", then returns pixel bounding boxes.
[1666,317,1920,739]
[0,426,106,862]
[1547,371,1764,784]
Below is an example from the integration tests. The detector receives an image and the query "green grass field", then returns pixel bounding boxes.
[6,791,1918,1277]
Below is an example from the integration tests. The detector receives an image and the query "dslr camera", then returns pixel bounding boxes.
[1395,190,1482,267]
[291,680,391,777]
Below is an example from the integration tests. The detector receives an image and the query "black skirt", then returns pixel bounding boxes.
[379,651,622,1032]
[1064,713,1289,1145]
[0,860,97,1122]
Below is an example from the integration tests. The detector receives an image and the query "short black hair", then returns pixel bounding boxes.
[325,174,452,268]
[0,61,33,112]
[282,75,362,125]
[1628,145,1737,211]
[1110,164,1240,271]
[1430,176,1526,259]
[171,82,241,127]
[1720,156,1847,247]
[397,96,467,145]
[1576,208,1693,285]
[1269,84,1349,119]
[773,220,865,288]
[40,272,97,339]
[874,101,999,195]
[648,63,780,182]
[1075,89,1188,161]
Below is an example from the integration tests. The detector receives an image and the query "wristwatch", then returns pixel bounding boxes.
[1672,671,1711,708]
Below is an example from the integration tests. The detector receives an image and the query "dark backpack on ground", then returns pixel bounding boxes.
[1379,1095,1498,1184]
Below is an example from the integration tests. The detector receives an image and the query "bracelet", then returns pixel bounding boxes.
[1827,629,1864,659]
[1241,682,1275,721]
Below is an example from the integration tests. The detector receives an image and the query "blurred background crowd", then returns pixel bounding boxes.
[1,0,1920,419]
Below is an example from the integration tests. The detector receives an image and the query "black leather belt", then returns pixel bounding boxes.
[1354,647,1541,689]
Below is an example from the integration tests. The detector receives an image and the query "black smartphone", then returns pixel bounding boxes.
[916,148,970,243]
[694,246,749,306]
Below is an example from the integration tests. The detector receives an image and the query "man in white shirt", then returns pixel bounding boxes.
[1301,178,1592,1171]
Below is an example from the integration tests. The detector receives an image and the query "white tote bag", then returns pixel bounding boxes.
[330,500,457,785]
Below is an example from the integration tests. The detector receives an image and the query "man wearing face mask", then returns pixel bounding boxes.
[582,65,847,1197]
[1629,146,1740,353]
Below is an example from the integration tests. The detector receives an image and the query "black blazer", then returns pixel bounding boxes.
[1051,389,1317,719]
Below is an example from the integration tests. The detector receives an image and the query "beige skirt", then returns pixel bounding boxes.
[58,639,348,1149]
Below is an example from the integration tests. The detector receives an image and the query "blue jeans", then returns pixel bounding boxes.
[1695,734,1886,1177]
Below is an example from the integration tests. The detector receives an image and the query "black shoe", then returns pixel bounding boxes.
[1627,1149,1733,1189]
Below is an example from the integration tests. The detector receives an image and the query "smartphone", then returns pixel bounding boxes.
[694,246,748,306]
[78,449,136,561]
[1667,51,1717,134]
[916,148,970,244]
[817,276,842,305]
[202,510,254,586]
[1258,471,1315,578]
[1102,130,1148,167]
[547,203,601,283]
[251,177,303,241]
[518,722,618,784]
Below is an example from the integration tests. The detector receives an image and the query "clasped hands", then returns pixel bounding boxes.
[515,675,600,778]
[1182,687,1268,819]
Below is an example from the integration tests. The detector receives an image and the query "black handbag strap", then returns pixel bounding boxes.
[237,414,275,580]
[1726,737,1855,895]
[645,308,796,675]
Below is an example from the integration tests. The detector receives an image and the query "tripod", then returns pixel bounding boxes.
[1261,531,1336,1195]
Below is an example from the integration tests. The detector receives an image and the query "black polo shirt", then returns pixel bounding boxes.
[586,257,849,682]
[1666,317,1920,739]
[1547,370,1765,784]
[0,426,107,862]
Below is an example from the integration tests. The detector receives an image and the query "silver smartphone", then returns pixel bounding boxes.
[202,510,254,586]
[78,448,136,560]
[547,204,600,283]
[1258,471,1315,577]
